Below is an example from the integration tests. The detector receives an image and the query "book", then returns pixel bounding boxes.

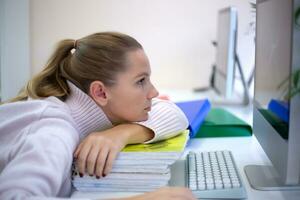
[73,171,171,182]
[72,172,170,192]
[175,99,211,138]
[72,130,189,192]
[196,108,252,137]
[119,129,189,158]
[110,165,170,173]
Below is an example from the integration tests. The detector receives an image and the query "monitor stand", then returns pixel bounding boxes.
[194,54,251,106]
[169,159,186,187]
[244,165,300,191]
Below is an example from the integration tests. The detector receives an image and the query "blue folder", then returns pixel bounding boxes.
[176,99,211,138]
[268,99,289,123]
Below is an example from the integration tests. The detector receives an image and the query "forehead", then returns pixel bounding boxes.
[123,49,151,77]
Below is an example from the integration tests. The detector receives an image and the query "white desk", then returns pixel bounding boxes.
[72,136,300,200]
[186,137,300,200]
[72,91,300,200]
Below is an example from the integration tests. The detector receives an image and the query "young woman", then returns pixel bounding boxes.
[0,32,196,200]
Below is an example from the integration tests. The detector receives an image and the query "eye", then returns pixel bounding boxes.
[137,77,146,86]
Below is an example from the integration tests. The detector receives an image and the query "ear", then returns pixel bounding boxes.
[89,81,108,106]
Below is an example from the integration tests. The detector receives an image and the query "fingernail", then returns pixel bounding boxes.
[103,173,106,177]
[79,173,83,177]
[96,175,100,179]
[89,174,93,177]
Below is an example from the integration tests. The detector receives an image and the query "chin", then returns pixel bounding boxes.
[136,114,149,122]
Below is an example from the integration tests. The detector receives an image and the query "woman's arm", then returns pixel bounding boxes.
[115,187,196,200]
[136,98,189,143]
[0,116,80,200]
[75,99,188,177]
[74,123,154,178]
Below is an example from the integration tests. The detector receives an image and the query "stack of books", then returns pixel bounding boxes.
[72,130,189,192]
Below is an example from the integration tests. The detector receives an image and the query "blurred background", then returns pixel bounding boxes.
[0,0,255,101]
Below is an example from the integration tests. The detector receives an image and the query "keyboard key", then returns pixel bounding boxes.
[215,183,223,189]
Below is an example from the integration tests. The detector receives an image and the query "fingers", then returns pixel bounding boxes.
[103,147,119,176]
[77,145,118,178]
[76,142,111,178]
[95,147,109,178]
[76,143,92,176]
[74,142,82,158]
[74,130,126,178]
[86,145,101,176]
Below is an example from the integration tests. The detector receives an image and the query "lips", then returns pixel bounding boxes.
[144,106,151,111]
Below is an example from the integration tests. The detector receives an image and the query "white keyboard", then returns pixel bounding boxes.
[187,150,247,199]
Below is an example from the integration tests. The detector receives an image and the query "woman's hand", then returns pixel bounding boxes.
[115,187,196,200]
[74,128,125,178]
[74,124,154,178]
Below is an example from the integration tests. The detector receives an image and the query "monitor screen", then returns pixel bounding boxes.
[254,0,292,140]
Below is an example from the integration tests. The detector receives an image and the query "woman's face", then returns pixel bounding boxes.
[104,49,159,123]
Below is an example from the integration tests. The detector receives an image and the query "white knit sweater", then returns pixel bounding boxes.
[0,82,188,200]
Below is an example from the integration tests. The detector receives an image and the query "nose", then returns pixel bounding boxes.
[147,83,159,100]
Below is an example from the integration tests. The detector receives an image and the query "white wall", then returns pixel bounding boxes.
[30,0,255,91]
[0,0,30,101]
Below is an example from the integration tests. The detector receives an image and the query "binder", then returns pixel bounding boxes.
[267,99,289,123]
[196,108,252,138]
[176,99,211,138]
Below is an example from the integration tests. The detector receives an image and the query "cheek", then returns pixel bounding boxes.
[116,97,149,121]
[109,86,150,121]
[120,90,146,107]
[124,100,148,119]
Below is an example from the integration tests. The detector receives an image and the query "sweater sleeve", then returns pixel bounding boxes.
[0,116,89,200]
[136,98,189,143]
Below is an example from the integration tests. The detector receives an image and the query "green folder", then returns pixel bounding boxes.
[195,108,252,138]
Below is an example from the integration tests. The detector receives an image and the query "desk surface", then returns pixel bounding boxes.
[72,136,300,200]
[72,91,300,200]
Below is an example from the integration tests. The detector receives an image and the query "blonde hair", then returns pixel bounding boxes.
[8,32,142,103]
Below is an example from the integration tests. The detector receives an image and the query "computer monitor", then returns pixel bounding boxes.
[214,7,237,99]
[244,0,300,190]
[195,7,250,105]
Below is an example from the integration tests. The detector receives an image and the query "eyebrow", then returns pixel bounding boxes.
[134,72,150,79]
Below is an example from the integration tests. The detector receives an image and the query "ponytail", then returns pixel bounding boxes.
[8,39,75,103]
[6,32,143,104]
